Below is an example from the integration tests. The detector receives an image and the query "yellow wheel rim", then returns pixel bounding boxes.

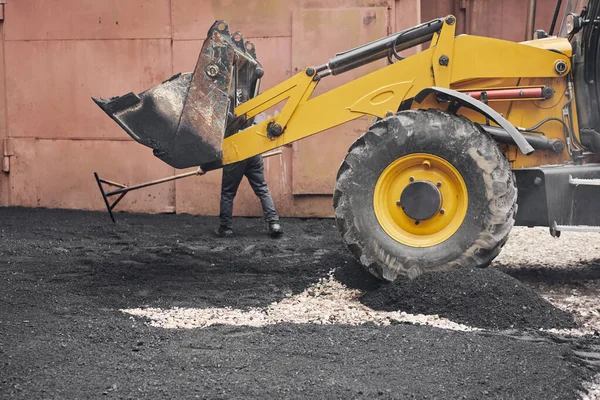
[373,153,468,247]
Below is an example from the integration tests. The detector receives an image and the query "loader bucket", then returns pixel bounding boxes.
[92,21,263,170]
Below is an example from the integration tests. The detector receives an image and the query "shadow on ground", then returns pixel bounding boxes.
[497,261,600,286]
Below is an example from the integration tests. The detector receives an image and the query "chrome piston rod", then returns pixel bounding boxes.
[316,18,444,77]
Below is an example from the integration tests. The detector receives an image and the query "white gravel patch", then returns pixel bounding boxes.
[495,227,600,267]
[581,375,600,400]
[123,227,600,335]
[122,272,477,332]
[541,293,600,335]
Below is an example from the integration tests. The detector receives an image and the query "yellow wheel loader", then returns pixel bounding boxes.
[93,0,600,281]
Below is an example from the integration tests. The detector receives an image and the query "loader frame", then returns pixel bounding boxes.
[94,12,587,229]
[221,16,573,166]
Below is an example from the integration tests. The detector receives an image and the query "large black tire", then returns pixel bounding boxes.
[333,109,517,281]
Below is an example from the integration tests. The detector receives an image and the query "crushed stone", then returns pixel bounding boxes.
[581,374,600,400]
[123,272,477,332]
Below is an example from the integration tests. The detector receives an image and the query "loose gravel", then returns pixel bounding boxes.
[123,272,477,331]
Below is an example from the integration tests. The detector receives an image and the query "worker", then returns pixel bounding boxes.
[209,155,283,238]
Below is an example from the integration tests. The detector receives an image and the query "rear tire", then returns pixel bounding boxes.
[333,109,517,281]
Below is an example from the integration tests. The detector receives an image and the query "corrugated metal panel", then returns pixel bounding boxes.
[175,167,222,216]
[172,0,295,40]
[0,23,7,206]
[424,0,567,41]
[5,39,173,140]
[10,138,175,212]
[291,6,390,195]
[4,0,171,41]
[421,0,565,40]
[420,0,456,28]
[301,0,393,7]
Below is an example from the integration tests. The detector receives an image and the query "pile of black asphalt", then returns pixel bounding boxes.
[0,207,597,399]
[357,267,576,330]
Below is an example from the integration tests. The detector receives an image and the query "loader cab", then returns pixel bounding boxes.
[565,0,600,151]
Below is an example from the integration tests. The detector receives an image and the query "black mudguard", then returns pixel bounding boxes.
[415,86,535,155]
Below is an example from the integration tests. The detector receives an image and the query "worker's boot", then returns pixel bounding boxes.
[215,225,234,237]
[268,222,283,238]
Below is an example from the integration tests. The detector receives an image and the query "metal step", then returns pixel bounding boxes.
[553,223,600,232]
[569,175,600,186]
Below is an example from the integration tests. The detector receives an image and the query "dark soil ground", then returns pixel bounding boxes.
[1,207,599,399]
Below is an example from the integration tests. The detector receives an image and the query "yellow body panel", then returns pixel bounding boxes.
[223,17,576,170]
[522,36,573,55]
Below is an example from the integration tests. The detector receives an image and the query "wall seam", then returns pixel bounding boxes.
[5,36,295,43]
[5,37,173,42]
[7,137,137,141]
[169,0,177,213]
[1,12,10,206]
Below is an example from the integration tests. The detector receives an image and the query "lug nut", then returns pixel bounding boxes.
[415,220,420,225]
[409,176,415,182]
[436,181,442,187]
[440,209,445,215]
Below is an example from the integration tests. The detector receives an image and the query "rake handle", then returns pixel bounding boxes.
[104,170,201,196]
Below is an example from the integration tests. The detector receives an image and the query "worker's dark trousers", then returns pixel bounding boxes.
[219,155,279,229]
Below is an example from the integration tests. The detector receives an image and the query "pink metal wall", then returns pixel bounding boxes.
[0,14,8,207]
[0,0,562,218]
[0,0,421,218]
[421,0,566,40]
[1,0,176,214]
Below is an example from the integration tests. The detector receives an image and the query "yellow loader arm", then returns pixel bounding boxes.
[94,16,571,171]
[223,16,570,164]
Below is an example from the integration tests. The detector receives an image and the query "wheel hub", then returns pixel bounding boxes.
[399,181,442,221]
[373,153,468,247]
